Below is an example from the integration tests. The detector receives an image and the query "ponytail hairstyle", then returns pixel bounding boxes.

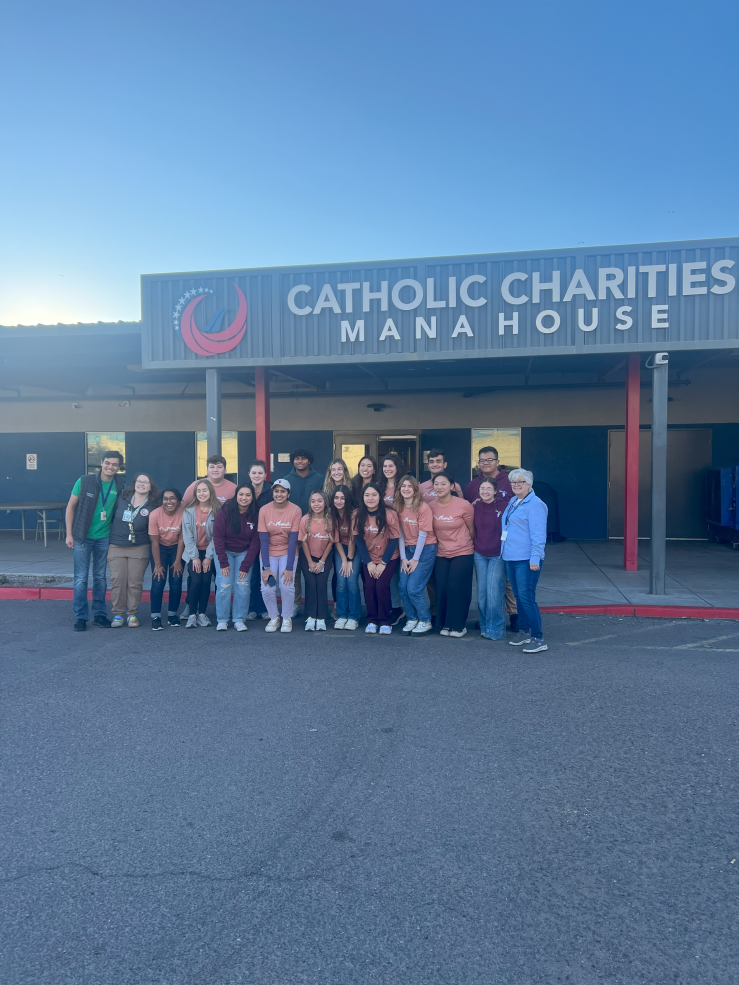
[351,455,378,499]
[431,471,460,498]
[394,474,421,513]
[355,481,388,535]
[224,482,258,534]
[329,484,354,531]
[306,489,331,538]
[377,453,405,499]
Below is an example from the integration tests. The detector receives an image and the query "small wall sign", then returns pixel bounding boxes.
[26,454,38,470]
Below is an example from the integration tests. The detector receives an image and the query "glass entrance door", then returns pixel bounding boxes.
[377,435,419,477]
[333,433,420,477]
[333,433,376,476]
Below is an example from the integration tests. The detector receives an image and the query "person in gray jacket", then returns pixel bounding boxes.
[181,479,219,628]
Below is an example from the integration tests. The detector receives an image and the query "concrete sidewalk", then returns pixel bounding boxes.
[1,530,737,608]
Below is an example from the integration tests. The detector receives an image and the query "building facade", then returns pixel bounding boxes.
[2,238,738,548]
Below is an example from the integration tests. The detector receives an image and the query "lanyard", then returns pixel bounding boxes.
[128,499,146,521]
[504,493,531,526]
[99,479,115,508]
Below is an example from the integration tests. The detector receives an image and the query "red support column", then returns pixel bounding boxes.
[255,367,271,478]
[623,353,640,570]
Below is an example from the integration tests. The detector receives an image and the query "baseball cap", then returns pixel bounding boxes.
[273,478,291,490]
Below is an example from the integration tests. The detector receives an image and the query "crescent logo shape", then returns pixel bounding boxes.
[176,283,247,356]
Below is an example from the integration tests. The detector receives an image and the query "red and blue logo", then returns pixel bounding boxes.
[172,283,247,356]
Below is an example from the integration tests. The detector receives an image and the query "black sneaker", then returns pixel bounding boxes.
[73,619,87,632]
[93,614,111,628]
[152,616,163,632]
[390,607,405,626]
[167,615,180,628]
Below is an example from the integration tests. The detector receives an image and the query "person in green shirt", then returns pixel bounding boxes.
[65,450,124,631]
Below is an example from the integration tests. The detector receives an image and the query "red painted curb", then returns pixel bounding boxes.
[540,604,739,620]
[2,588,737,620]
[0,587,40,599]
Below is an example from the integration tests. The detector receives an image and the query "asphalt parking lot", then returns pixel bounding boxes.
[1,601,738,985]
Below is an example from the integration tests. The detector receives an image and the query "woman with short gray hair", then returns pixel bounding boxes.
[501,469,549,652]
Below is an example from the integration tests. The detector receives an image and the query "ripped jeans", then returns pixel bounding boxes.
[215,551,251,623]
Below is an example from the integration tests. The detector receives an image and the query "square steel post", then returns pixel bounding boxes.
[623,353,640,571]
[206,369,221,459]
[255,367,271,478]
[649,353,669,594]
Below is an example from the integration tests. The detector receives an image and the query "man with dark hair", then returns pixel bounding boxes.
[284,448,324,615]
[65,450,125,631]
[419,448,463,504]
[183,454,237,505]
[465,446,512,504]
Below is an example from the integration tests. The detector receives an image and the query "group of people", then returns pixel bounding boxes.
[66,443,549,652]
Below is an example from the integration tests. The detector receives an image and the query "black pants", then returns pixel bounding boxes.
[299,553,334,619]
[434,554,474,632]
[187,549,213,615]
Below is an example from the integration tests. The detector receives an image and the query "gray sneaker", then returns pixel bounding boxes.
[522,637,548,653]
[508,631,533,646]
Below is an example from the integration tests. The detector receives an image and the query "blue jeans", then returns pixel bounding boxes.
[334,547,361,620]
[73,536,110,621]
[215,551,251,622]
[505,560,543,639]
[474,552,506,639]
[150,543,183,616]
[399,544,437,621]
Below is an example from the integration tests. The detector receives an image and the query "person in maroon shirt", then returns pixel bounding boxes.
[464,446,513,505]
[465,446,518,632]
[212,483,260,631]
[473,478,507,640]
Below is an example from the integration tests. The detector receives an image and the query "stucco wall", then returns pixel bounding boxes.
[2,368,737,433]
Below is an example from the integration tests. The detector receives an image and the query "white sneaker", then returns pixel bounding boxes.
[265,617,281,633]
[403,619,419,633]
[234,621,248,632]
[365,623,377,634]
[281,617,293,633]
[379,625,392,635]
[450,628,467,638]
[345,619,358,631]
[305,617,316,632]
[316,619,326,631]
[412,620,433,635]
[216,621,228,631]
[185,614,197,628]
[197,613,210,627]
[334,618,347,630]
[439,628,450,636]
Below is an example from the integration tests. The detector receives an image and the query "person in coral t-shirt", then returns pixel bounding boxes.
[351,483,400,635]
[430,472,475,638]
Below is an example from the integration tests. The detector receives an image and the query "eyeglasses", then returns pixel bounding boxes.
[478,458,498,465]
[510,480,528,486]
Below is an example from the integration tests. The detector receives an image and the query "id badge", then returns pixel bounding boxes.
[122,509,133,522]
[501,530,508,541]
[100,510,107,521]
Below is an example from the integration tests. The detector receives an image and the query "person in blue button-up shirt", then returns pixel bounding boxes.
[501,469,549,652]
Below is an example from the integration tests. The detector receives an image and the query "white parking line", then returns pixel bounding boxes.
[675,634,739,649]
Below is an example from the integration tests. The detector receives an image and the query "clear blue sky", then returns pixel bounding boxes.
[1,0,737,326]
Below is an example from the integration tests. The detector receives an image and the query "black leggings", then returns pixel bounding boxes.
[299,552,334,620]
[187,549,213,615]
[434,554,474,632]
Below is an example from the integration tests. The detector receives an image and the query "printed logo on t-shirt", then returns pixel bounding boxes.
[365,524,378,533]
[268,519,292,529]
[436,514,454,521]
[402,516,419,527]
